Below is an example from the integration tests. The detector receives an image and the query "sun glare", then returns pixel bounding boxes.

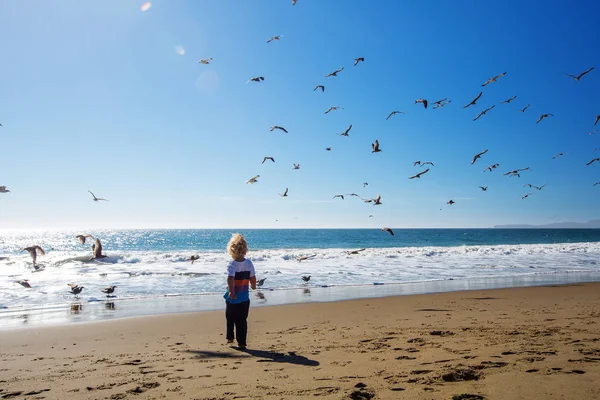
[141,2,151,12]
[175,45,185,56]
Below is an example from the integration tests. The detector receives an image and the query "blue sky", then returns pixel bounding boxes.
[0,0,599,229]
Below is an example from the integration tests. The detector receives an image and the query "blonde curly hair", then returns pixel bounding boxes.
[227,233,248,259]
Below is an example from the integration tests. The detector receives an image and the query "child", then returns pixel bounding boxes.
[224,233,256,350]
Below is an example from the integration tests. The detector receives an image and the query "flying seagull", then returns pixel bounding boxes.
[325,106,341,114]
[536,113,554,124]
[340,124,352,137]
[464,92,483,109]
[409,168,430,179]
[326,67,344,77]
[292,0,297,4]
[563,67,594,81]
[482,72,507,87]
[333,194,345,200]
[0,186,10,193]
[432,98,451,109]
[198,58,212,64]
[296,255,315,262]
[293,164,300,170]
[76,234,94,244]
[279,188,288,197]
[313,85,325,92]
[262,156,275,164]
[484,163,500,172]
[371,139,381,153]
[354,57,364,66]
[447,200,455,205]
[373,194,382,205]
[101,286,116,296]
[246,175,260,184]
[16,280,32,288]
[479,186,488,191]
[533,184,546,191]
[257,278,267,287]
[270,125,288,133]
[415,99,428,109]
[363,182,368,187]
[594,182,600,186]
[520,104,531,112]
[414,161,421,166]
[189,255,199,264]
[22,246,45,266]
[521,193,533,200]
[325,147,332,151]
[88,190,108,202]
[473,105,495,121]
[552,153,564,159]
[422,161,434,166]
[267,35,282,43]
[471,149,488,164]
[501,96,517,104]
[248,76,265,83]
[587,158,600,166]
[381,227,394,236]
[386,111,404,120]
[92,239,107,260]
[595,115,600,126]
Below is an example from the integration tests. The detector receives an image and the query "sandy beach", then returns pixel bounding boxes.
[1,283,599,399]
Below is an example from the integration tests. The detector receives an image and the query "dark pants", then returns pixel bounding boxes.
[226,300,250,346]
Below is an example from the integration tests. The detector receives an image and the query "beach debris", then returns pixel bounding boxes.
[482,71,506,87]
[88,190,109,202]
[464,92,483,108]
[471,149,488,164]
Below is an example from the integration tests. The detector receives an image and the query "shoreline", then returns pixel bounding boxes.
[2,271,600,330]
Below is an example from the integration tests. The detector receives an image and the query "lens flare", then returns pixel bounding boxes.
[141,2,151,12]
[174,45,185,56]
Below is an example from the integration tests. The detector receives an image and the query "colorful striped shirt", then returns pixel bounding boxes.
[224,259,255,304]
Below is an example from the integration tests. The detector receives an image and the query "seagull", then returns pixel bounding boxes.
[473,105,495,121]
[501,96,517,104]
[248,76,265,83]
[101,286,116,296]
[594,182,600,186]
[479,186,488,191]
[325,106,341,114]
[0,186,10,193]
[520,104,530,113]
[432,98,451,109]
[198,58,212,64]
[422,161,434,166]
[589,130,598,135]
[189,255,199,264]
[523,184,534,188]
[302,275,311,282]
[381,227,394,236]
[22,246,45,266]
[521,193,533,200]
[409,169,430,179]
[326,67,344,77]
[464,92,483,108]
[347,248,366,255]
[354,57,364,66]
[292,0,297,4]
[482,72,507,87]
[563,67,594,81]
[68,284,85,295]
[552,153,564,159]
[257,278,267,287]
[293,164,300,170]
[536,113,554,124]
[262,156,275,164]
[587,158,600,166]
[314,85,325,92]
[371,139,381,153]
[270,125,288,133]
[76,234,94,244]
[267,35,282,43]
[88,190,108,202]
[504,167,529,176]
[325,147,332,151]
[92,239,107,260]
[415,99,428,109]
[333,194,345,200]
[533,184,546,191]
[413,161,421,166]
[296,255,315,262]
[447,200,455,205]
[279,188,288,197]
[471,149,488,164]
[386,111,404,120]
[368,215,373,218]
[363,182,368,187]
[340,124,352,136]
[16,280,32,288]
[595,115,600,126]
[484,163,500,172]
[373,194,382,205]
[246,175,260,184]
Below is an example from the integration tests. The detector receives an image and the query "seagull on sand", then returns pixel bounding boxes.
[536,113,554,124]
[447,200,455,205]
[473,105,495,121]
[326,67,344,77]
[410,169,430,179]
[520,104,531,112]
[279,188,288,197]
[386,111,404,120]
[314,85,325,92]
[464,92,483,108]
[248,76,265,83]
[76,234,94,244]
[340,124,352,136]
[91,239,107,260]
[471,149,488,164]
[16,280,32,288]
[553,153,564,159]
[68,284,85,295]
[302,275,311,282]
[88,190,108,202]
[246,175,260,184]
[198,58,212,64]
[381,227,394,236]
[479,186,488,191]
[587,158,600,166]
[354,57,364,66]
[293,164,300,170]
[267,35,282,43]
[325,106,341,114]
[482,72,507,87]
[0,186,10,193]
[563,67,594,81]
[257,278,267,287]
[22,246,45,266]
[101,286,116,296]
[521,193,533,200]
[189,255,199,264]
[262,156,275,164]
[333,194,345,200]
[501,96,517,104]
[270,125,288,133]
[484,163,500,172]
[415,99,428,109]
[371,139,381,153]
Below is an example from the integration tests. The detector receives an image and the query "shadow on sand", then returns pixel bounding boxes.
[186,348,319,367]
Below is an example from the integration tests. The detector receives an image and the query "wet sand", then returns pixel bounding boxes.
[1,283,599,399]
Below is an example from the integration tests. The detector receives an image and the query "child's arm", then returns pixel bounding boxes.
[227,276,236,299]
[250,276,257,290]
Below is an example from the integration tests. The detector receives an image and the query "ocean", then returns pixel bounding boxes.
[1,229,600,327]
